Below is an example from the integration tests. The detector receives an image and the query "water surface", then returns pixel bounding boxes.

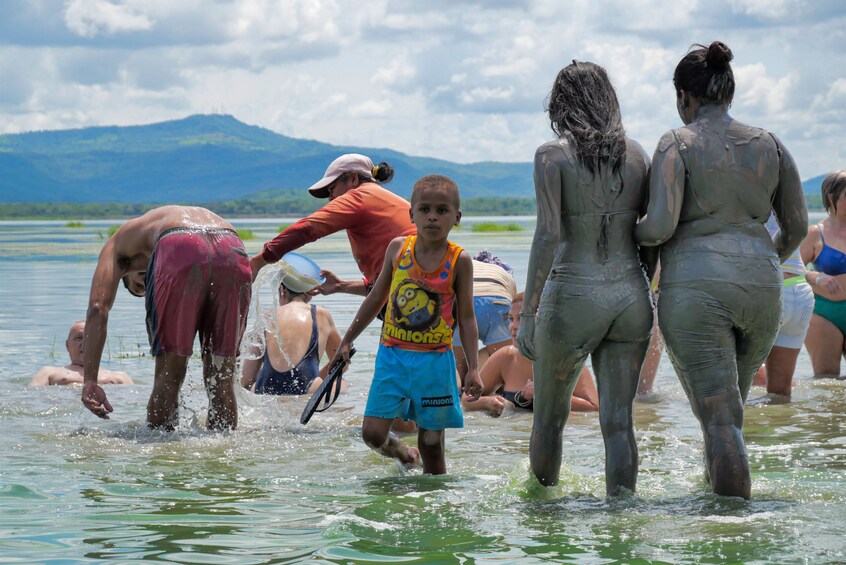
[1,217,843,564]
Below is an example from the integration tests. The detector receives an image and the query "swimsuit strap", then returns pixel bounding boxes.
[293,304,320,370]
[572,162,628,263]
[819,223,827,246]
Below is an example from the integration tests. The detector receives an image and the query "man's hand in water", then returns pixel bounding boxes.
[82,381,113,419]
[516,316,537,361]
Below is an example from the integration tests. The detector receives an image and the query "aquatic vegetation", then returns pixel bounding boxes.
[96,224,123,240]
[278,223,293,232]
[65,221,85,228]
[471,222,523,232]
[237,228,255,240]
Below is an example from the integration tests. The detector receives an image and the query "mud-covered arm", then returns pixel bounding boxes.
[521,146,563,318]
[635,131,685,246]
[769,133,808,263]
[635,145,659,278]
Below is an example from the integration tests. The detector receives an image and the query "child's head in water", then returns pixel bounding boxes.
[409,175,461,241]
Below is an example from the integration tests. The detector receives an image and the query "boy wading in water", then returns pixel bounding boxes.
[331,174,483,474]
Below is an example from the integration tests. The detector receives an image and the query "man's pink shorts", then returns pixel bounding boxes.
[145,228,252,357]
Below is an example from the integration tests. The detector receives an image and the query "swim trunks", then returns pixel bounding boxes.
[365,344,463,431]
[454,296,511,347]
[254,304,321,395]
[774,282,814,348]
[146,227,252,357]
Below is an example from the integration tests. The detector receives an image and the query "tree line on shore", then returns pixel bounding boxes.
[0,195,540,220]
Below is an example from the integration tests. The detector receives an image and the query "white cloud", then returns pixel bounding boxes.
[0,0,842,180]
[64,0,154,37]
[734,63,798,114]
[730,0,799,19]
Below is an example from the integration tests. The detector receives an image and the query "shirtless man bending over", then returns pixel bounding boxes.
[30,321,133,387]
[81,206,252,430]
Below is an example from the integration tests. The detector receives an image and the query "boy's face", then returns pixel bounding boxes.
[409,186,461,240]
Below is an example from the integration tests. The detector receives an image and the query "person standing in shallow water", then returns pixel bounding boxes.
[635,42,806,499]
[81,206,252,430]
[518,61,653,496]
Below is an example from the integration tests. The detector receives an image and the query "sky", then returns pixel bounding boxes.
[1,0,845,180]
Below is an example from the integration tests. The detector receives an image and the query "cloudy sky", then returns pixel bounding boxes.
[1,0,844,180]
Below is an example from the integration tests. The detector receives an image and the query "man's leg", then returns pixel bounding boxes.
[202,352,238,431]
[148,352,190,430]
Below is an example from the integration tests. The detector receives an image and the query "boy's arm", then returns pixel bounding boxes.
[454,250,482,400]
[331,238,403,365]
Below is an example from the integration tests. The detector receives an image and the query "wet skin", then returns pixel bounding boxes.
[82,205,244,430]
[635,97,807,499]
[518,136,653,496]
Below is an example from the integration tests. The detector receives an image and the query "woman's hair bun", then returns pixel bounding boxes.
[706,41,733,70]
[372,162,394,184]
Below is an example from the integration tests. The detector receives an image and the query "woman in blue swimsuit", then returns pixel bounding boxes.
[241,261,347,395]
[801,170,846,377]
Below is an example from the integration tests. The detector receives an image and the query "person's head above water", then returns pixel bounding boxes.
[307,153,394,200]
[673,41,735,111]
[821,170,846,215]
[66,320,85,365]
[546,60,625,175]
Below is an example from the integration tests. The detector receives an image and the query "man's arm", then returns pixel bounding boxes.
[81,238,122,418]
[454,251,482,400]
[312,270,368,297]
[253,193,364,277]
[29,367,55,387]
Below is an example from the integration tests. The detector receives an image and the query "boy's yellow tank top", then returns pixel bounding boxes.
[381,235,462,352]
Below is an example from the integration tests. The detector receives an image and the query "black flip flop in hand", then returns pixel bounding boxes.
[300,348,355,425]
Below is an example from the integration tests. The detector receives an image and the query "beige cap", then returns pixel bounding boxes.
[307,153,374,198]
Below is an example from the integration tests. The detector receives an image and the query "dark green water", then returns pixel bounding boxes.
[1,219,844,564]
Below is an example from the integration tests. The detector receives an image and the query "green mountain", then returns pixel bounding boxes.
[0,114,533,203]
[0,113,823,205]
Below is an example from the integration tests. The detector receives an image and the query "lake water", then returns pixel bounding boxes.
[1,215,844,564]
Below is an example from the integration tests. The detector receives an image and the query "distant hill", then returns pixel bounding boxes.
[0,114,533,203]
[0,114,823,204]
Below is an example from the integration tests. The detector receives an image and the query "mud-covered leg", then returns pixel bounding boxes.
[695,388,750,499]
[592,338,649,495]
[529,330,587,486]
